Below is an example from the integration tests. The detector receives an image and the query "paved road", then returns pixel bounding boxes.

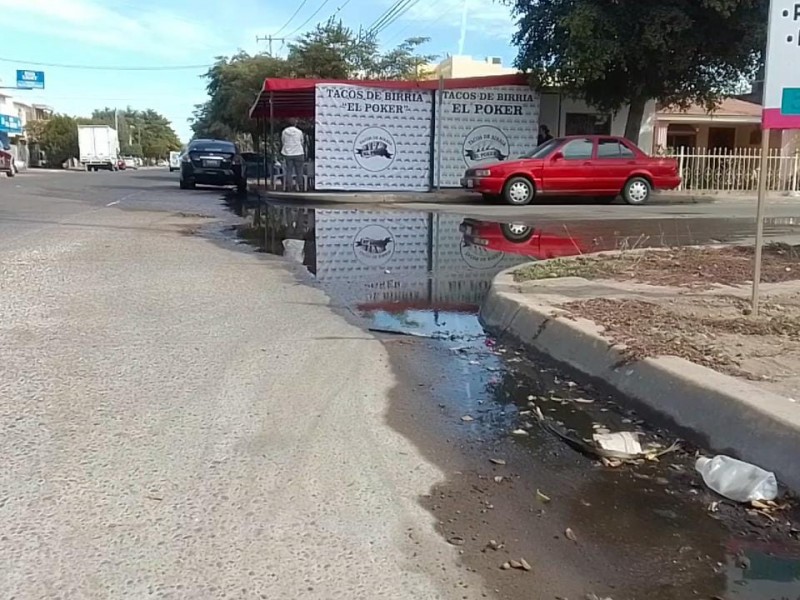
[0,170,484,598]
[3,170,797,600]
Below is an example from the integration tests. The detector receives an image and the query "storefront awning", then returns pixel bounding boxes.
[249,74,530,119]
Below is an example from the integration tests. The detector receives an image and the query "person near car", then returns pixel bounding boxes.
[281,119,306,192]
[537,125,554,146]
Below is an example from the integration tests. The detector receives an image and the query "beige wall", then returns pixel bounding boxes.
[427,55,518,80]
[539,93,656,151]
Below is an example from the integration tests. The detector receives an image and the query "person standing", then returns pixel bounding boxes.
[537,124,554,146]
[281,119,306,192]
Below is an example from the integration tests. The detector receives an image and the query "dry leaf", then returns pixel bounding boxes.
[519,558,532,571]
[751,500,771,511]
[489,458,507,466]
[512,429,530,437]
[536,489,551,504]
[494,476,504,484]
[565,528,578,542]
[461,415,475,422]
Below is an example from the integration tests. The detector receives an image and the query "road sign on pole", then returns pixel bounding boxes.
[16,70,45,90]
[752,0,800,315]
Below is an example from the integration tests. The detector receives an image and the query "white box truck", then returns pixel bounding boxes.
[78,125,120,172]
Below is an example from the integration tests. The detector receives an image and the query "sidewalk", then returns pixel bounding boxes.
[481,245,800,491]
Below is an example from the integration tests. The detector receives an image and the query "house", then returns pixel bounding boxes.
[654,97,800,155]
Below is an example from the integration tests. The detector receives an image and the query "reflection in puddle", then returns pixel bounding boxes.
[239,201,800,598]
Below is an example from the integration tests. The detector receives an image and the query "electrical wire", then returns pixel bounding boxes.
[366,0,412,36]
[284,0,332,38]
[272,0,310,36]
[366,0,421,38]
[0,57,211,71]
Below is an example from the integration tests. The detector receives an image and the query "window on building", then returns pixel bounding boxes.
[565,113,612,136]
[561,138,594,160]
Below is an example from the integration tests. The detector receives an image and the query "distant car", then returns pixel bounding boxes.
[0,149,15,177]
[460,135,681,206]
[179,139,247,193]
[122,156,138,170]
[117,158,127,170]
[168,151,181,172]
[460,219,586,259]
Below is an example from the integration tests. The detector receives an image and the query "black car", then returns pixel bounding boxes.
[179,139,247,193]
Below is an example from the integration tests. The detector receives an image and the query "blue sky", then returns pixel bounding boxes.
[0,0,517,142]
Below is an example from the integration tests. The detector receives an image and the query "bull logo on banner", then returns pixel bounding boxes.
[353,127,397,172]
[463,125,510,168]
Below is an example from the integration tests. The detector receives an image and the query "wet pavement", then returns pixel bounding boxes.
[229,198,800,600]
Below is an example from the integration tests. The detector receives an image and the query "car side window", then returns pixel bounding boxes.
[619,143,636,158]
[561,138,594,160]
[597,139,622,159]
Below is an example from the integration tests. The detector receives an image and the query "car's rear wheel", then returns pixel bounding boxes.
[500,223,534,242]
[7,169,14,178]
[622,177,651,205]
[503,176,535,206]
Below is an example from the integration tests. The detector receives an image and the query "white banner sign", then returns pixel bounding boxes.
[434,86,540,187]
[315,84,433,191]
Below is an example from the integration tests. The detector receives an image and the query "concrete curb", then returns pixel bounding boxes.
[481,267,800,492]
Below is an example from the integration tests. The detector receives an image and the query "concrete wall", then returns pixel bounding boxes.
[538,93,656,151]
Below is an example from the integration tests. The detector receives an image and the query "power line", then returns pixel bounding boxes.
[0,57,212,71]
[284,0,332,38]
[366,0,410,36]
[366,0,420,38]
[273,0,310,36]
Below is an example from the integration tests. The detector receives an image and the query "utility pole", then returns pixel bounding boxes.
[255,35,289,56]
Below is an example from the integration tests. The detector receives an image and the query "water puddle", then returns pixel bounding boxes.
[232,200,800,598]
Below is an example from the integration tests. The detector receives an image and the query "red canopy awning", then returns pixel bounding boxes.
[249,74,530,119]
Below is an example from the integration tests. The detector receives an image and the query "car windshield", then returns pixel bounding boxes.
[191,142,235,153]
[520,138,561,159]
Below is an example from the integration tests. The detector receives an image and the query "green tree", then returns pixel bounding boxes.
[191,52,289,148]
[37,115,79,167]
[191,21,436,145]
[371,37,437,80]
[87,107,181,158]
[509,0,768,142]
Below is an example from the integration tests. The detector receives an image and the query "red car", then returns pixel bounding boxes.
[460,135,681,206]
[460,219,586,259]
[0,149,15,177]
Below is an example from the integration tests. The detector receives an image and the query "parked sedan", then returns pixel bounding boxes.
[179,139,247,193]
[461,135,681,205]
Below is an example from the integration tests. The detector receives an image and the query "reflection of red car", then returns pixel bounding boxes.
[460,219,585,259]
[0,149,15,177]
[460,135,681,206]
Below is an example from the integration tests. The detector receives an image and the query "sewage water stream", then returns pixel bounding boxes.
[231,200,800,599]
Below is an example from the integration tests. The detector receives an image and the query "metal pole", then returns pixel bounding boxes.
[751,128,771,316]
[269,93,275,190]
[435,74,444,190]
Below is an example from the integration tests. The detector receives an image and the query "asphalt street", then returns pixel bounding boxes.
[0,170,485,598]
[3,169,800,599]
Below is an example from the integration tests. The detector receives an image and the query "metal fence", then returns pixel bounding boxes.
[665,147,800,193]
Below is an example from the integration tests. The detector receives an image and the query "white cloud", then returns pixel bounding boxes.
[399,0,515,43]
[0,0,223,59]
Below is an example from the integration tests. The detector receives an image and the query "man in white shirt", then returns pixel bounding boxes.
[281,119,306,192]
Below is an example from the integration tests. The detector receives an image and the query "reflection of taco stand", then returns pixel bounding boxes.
[249,75,540,192]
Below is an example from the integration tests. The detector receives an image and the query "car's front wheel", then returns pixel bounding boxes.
[503,176,535,206]
[179,178,195,190]
[622,177,651,205]
[500,223,534,242]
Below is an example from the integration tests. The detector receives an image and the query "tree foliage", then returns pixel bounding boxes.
[35,115,79,167]
[191,20,436,145]
[509,0,768,142]
[87,107,182,158]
